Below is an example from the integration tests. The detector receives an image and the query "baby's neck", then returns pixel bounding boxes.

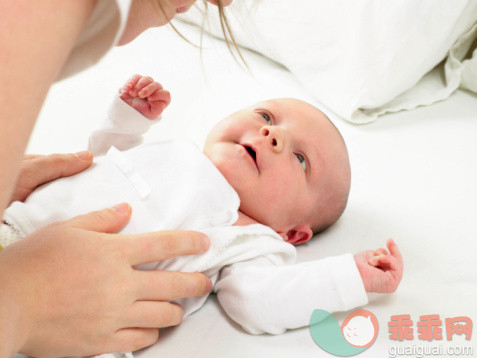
[233,211,259,226]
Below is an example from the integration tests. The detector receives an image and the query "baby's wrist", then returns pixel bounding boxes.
[362,278,372,293]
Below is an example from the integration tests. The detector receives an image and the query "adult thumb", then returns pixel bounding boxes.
[66,203,132,233]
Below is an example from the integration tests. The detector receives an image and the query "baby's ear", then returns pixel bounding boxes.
[282,224,313,245]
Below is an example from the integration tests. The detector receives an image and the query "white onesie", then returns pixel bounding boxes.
[2,97,368,335]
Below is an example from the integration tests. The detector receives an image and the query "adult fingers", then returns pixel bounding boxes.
[66,204,132,233]
[109,328,159,353]
[11,152,93,203]
[121,230,210,266]
[133,270,212,301]
[25,152,93,183]
[387,238,403,262]
[121,301,184,328]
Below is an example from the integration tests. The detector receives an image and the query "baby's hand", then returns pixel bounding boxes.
[119,74,171,120]
[354,239,403,293]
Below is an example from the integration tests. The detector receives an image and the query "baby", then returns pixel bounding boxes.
[1,75,403,336]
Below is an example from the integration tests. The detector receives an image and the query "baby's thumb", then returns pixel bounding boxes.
[66,204,132,233]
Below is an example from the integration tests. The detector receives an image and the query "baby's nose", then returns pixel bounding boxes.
[259,126,284,152]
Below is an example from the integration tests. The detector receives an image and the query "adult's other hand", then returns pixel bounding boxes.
[9,152,94,205]
[0,204,211,357]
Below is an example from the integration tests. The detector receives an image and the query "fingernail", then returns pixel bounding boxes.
[138,90,145,97]
[369,258,377,266]
[75,151,92,161]
[201,235,210,252]
[111,203,131,215]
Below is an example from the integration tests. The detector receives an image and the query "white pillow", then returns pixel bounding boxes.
[178,0,477,123]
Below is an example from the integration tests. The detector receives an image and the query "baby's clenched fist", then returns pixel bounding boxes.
[119,74,171,120]
[354,239,403,293]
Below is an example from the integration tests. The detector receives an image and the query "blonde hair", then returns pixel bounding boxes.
[201,0,246,67]
[155,0,246,67]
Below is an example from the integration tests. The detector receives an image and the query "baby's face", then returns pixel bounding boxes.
[204,99,348,244]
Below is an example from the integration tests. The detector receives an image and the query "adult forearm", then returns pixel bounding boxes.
[0,0,97,217]
[0,304,23,357]
[0,260,29,357]
[0,129,33,220]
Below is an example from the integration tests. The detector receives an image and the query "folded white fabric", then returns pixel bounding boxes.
[177,0,477,123]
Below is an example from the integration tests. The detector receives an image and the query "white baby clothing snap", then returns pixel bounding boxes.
[3,97,368,336]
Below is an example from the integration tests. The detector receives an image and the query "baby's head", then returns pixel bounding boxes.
[203,98,351,245]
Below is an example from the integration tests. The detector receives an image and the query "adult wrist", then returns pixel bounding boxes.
[0,255,30,357]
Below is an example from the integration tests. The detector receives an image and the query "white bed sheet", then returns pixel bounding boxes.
[23,22,477,358]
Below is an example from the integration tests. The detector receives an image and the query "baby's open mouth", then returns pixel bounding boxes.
[243,145,259,171]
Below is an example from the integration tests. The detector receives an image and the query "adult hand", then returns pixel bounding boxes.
[0,204,211,357]
[9,152,94,204]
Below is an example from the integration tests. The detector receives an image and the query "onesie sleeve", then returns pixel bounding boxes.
[214,253,368,335]
[88,96,161,156]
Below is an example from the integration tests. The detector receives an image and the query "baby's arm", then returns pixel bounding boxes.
[215,239,403,335]
[353,238,403,293]
[215,253,368,335]
[88,75,171,156]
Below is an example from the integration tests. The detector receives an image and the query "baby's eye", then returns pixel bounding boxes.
[295,153,306,171]
[260,113,272,125]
